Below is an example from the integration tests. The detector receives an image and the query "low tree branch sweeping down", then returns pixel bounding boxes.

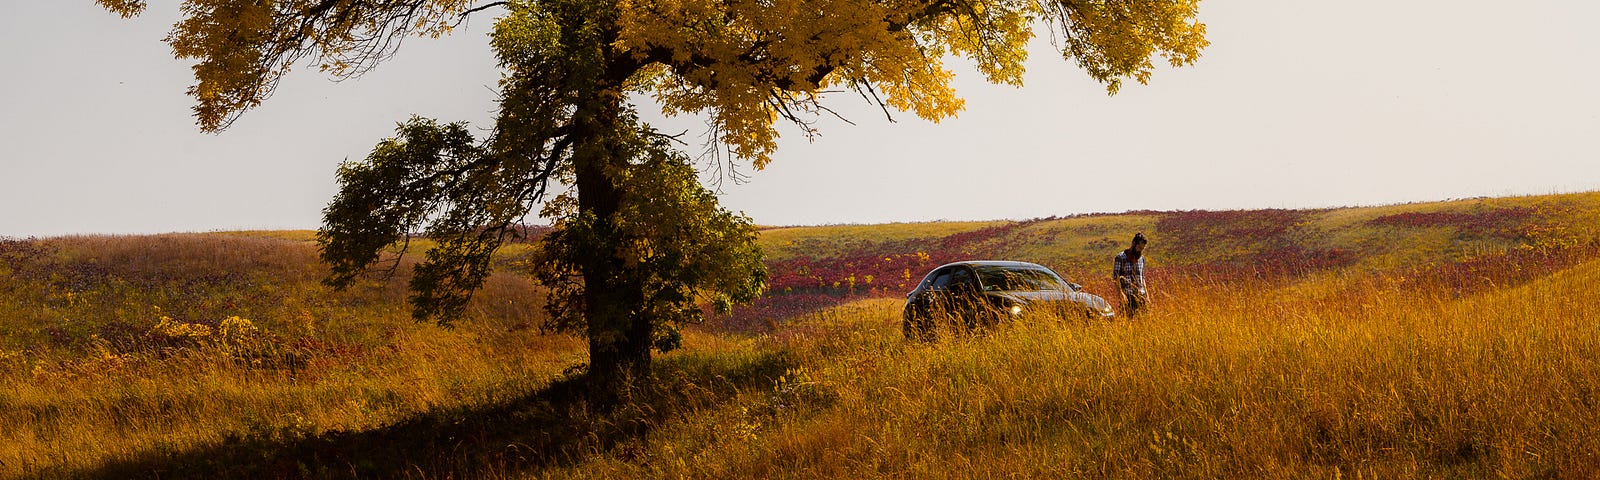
[99,0,1207,387]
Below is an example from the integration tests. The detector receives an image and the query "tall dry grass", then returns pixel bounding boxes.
[0,233,579,478]
[550,259,1600,479]
[4,191,1600,478]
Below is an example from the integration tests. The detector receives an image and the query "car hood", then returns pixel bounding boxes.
[990,290,1104,307]
[989,290,1114,317]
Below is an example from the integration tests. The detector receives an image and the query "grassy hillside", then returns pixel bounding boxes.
[0,232,579,477]
[3,192,1599,478]
[733,192,1600,328]
[551,259,1600,478]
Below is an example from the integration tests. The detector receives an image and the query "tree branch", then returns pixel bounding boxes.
[460,1,508,18]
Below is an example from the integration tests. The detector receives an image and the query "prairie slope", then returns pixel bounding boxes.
[1,191,1598,478]
[547,257,1600,479]
[736,191,1600,327]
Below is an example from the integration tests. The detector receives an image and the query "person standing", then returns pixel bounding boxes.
[1113,233,1149,317]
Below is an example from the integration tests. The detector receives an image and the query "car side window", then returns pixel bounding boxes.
[926,269,954,291]
[949,268,976,291]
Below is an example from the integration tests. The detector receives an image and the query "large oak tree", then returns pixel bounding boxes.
[97,0,1207,386]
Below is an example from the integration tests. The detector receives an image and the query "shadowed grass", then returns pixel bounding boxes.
[64,343,795,479]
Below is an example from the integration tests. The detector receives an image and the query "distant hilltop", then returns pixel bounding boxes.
[4,190,1596,331]
[737,191,1600,328]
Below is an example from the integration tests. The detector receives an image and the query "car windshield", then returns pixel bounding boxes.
[975,266,1065,292]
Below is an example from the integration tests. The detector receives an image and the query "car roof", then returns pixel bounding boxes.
[934,260,1051,271]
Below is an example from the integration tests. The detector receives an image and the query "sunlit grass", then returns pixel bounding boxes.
[3,192,1600,478]
[0,232,576,477]
[553,259,1600,479]
[2,319,584,477]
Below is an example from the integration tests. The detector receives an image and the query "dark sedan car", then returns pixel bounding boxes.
[903,260,1115,339]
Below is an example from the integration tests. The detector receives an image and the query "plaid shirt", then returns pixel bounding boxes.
[1113,250,1146,291]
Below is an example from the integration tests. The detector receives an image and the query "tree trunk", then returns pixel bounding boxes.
[573,41,653,395]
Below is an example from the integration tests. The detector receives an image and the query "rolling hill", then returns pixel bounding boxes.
[2,191,1598,478]
[732,191,1600,328]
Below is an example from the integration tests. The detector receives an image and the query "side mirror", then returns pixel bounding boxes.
[1067,282,1082,292]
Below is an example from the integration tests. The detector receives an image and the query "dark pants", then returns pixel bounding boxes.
[1119,278,1147,317]
[1122,291,1146,317]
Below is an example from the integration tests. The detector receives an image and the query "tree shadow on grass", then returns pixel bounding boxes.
[72,351,794,479]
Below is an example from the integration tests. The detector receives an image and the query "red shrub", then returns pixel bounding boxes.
[1366,207,1537,239]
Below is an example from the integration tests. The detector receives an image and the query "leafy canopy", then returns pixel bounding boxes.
[103,0,1206,162]
[99,0,1206,361]
[530,118,767,351]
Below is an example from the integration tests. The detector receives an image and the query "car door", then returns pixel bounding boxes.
[944,267,984,326]
[911,267,955,319]
[921,266,977,318]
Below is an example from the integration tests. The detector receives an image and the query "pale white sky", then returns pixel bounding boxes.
[3,1,1598,237]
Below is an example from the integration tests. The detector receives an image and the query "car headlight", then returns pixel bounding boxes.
[1009,305,1023,316]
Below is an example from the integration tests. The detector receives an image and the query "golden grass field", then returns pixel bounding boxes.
[3,192,1599,478]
